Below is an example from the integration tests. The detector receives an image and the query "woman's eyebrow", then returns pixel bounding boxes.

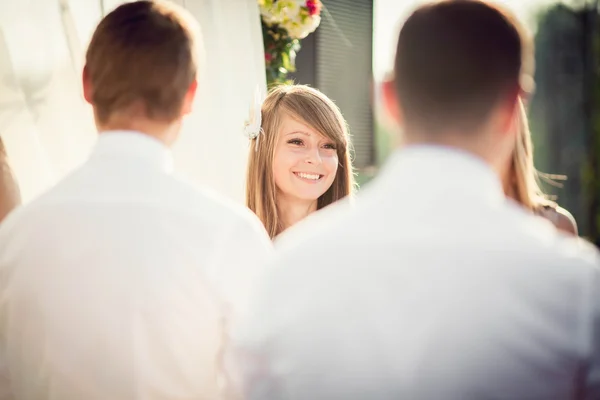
[285,130,311,136]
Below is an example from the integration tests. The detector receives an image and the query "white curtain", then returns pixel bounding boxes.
[0,0,266,205]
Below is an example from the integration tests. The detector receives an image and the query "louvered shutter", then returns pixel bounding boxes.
[292,0,375,168]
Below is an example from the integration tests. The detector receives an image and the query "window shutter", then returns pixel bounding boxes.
[292,0,375,169]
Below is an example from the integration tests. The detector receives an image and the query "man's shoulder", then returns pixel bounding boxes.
[504,201,597,263]
[545,233,600,271]
[0,194,53,254]
[172,177,261,227]
[0,170,263,240]
[0,204,27,237]
[163,177,272,251]
[274,194,358,251]
[492,206,600,294]
[272,194,600,271]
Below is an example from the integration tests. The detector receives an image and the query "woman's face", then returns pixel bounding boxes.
[272,114,339,203]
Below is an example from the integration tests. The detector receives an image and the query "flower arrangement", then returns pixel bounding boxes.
[259,0,323,87]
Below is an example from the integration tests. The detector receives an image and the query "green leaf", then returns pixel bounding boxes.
[281,51,291,70]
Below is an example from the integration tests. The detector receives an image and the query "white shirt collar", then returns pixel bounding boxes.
[378,144,505,205]
[90,130,174,173]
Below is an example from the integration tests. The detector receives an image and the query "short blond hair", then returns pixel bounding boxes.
[246,85,355,238]
[85,0,199,124]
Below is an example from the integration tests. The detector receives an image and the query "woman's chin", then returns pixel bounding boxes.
[286,191,325,203]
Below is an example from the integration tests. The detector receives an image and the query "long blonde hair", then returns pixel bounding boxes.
[511,99,563,210]
[245,85,355,238]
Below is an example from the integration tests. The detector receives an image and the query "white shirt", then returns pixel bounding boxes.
[0,131,273,400]
[230,145,600,400]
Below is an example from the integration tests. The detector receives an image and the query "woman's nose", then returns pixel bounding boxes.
[304,148,322,164]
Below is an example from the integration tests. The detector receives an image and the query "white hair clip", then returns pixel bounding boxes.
[243,86,265,151]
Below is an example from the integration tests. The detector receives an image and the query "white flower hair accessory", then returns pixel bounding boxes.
[243,86,265,151]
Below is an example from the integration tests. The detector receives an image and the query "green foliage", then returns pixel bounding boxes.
[262,22,301,88]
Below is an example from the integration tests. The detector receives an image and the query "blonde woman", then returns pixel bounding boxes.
[246,85,355,239]
[504,99,577,235]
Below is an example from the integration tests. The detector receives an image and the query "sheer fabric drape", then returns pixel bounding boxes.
[0,0,265,205]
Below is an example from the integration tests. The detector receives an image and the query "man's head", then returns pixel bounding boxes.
[83,0,200,143]
[383,0,533,165]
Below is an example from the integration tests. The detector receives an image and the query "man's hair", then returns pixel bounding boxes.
[85,0,199,124]
[394,0,532,133]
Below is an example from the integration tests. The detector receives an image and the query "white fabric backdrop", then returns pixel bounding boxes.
[0,0,266,204]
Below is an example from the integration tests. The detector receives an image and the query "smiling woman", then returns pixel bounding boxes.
[246,84,355,239]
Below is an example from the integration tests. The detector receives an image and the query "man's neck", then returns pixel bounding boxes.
[277,197,318,233]
[401,129,506,170]
[96,115,181,147]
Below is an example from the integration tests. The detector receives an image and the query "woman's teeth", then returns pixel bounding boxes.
[295,172,321,180]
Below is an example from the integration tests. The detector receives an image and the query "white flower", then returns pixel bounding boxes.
[259,0,322,39]
[304,15,321,34]
[243,86,265,150]
[282,15,321,39]
[259,0,282,24]
[279,1,301,21]
[261,11,281,25]
[260,0,297,25]
[282,21,307,39]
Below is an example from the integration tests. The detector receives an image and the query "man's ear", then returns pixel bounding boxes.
[82,65,93,105]
[382,78,403,127]
[180,79,198,116]
[500,91,522,137]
